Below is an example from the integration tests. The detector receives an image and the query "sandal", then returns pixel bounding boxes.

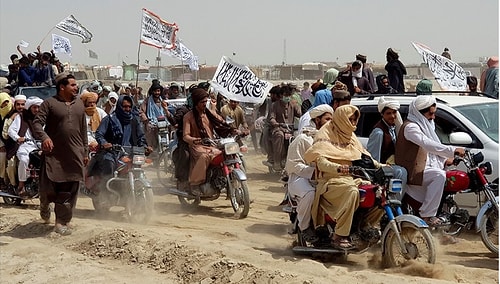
[332,236,355,250]
[422,216,444,227]
[54,225,72,236]
[40,207,51,224]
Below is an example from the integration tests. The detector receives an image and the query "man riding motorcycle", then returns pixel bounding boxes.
[89,95,152,192]
[285,104,333,242]
[182,88,235,196]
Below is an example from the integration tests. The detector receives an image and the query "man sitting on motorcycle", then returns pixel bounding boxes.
[267,87,301,171]
[8,96,43,197]
[183,88,235,195]
[304,105,383,249]
[366,97,407,199]
[285,104,333,243]
[90,95,152,193]
[395,95,465,226]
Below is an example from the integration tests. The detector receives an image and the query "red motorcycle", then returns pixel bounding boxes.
[402,150,499,254]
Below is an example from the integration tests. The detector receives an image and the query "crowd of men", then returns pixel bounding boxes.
[0,44,497,241]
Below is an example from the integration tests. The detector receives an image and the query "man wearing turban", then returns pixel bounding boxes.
[367,97,407,199]
[0,93,13,188]
[183,88,234,195]
[395,95,465,226]
[80,92,107,150]
[8,96,43,196]
[285,104,333,243]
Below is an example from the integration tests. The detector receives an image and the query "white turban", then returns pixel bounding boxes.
[414,95,436,111]
[377,96,400,113]
[24,96,43,110]
[309,104,334,119]
[14,94,26,102]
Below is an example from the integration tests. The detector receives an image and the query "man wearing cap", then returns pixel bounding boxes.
[356,54,377,92]
[98,86,112,108]
[337,60,372,96]
[285,104,334,243]
[367,97,408,198]
[8,96,43,197]
[220,99,249,133]
[395,95,465,226]
[480,56,499,99]
[385,48,407,93]
[183,88,234,195]
[2,94,27,189]
[33,72,88,235]
[416,79,433,95]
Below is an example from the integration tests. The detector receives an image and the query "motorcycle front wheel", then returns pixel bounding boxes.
[383,222,436,268]
[126,182,154,224]
[2,185,22,205]
[479,207,499,254]
[227,172,250,219]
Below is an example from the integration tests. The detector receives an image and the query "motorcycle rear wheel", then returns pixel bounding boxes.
[383,222,436,268]
[479,207,499,254]
[156,150,174,187]
[228,172,250,219]
[2,186,22,206]
[127,186,154,224]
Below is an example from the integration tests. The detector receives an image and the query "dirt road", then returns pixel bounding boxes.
[0,151,498,283]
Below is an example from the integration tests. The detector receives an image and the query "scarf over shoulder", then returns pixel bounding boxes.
[304,105,370,164]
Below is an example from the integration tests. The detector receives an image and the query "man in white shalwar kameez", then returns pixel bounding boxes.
[285,104,333,242]
[395,95,464,226]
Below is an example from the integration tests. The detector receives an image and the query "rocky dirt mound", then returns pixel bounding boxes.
[69,228,297,283]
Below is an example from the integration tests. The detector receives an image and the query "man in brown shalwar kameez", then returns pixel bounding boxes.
[33,72,88,235]
[183,88,233,195]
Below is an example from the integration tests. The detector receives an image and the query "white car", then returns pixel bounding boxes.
[351,94,498,215]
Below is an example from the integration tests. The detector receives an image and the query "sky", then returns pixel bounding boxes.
[0,0,498,67]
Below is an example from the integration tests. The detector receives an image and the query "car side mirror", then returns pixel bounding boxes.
[449,132,472,145]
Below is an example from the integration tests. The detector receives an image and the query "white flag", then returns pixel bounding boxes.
[161,40,199,70]
[140,8,178,50]
[412,42,467,91]
[210,56,272,104]
[19,40,29,48]
[56,15,93,43]
[52,34,72,55]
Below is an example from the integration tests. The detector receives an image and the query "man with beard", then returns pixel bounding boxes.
[8,96,43,197]
[139,82,173,155]
[356,54,377,92]
[285,104,334,243]
[374,74,398,94]
[33,72,88,235]
[183,88,234,195]
[337,60,372,96]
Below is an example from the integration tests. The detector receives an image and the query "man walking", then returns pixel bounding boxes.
[33,72,88,235]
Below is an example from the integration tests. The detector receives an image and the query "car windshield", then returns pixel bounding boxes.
[454,102,499,143]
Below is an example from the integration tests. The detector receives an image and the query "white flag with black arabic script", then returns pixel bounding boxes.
[140,8,178,50]
[211,56,272,104]
[56,15,93,43]
[52,34,72,55]
[161,40,199,71]
[412,42,467,91]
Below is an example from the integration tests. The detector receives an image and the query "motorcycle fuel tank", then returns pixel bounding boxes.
[445,170,470,192]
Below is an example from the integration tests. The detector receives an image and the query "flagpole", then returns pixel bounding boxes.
[38,26,56,47]
[136,42,141,89]
[180,56,186,91]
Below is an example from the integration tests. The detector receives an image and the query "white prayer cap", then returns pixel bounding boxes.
[377,96,400,113]
[309,104,334,120]
[24,96,43,110]
[14,94,26,102]
[103,86,112,92]
[414,95,437,111]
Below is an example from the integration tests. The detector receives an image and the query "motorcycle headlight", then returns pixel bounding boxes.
[224,142,240,155]
[157,120,168,129]
[133,155,146,165]
[480,162,493,175]
[388,179,402,193]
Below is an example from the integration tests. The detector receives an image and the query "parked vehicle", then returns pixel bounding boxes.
[84,145,154,223]
[351,92,499,216]
[137,73,158,81]
[402,149,499,254]
[0,141,42,205]
[167,136,250,219]
[287,166,436,267]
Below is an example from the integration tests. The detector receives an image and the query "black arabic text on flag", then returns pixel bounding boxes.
[56,15,93,43]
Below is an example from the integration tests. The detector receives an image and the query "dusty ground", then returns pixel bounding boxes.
[0,150,498,284]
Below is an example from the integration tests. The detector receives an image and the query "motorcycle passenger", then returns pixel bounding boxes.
[91,95,152,192]
[183,88,234,195]
[366,97,407,198]
[304,105,383,249]
[395,95,465,226]
[267,87,301,171]
[8,96,43,197]
[285,104,333,243]
[80,92,107,151]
